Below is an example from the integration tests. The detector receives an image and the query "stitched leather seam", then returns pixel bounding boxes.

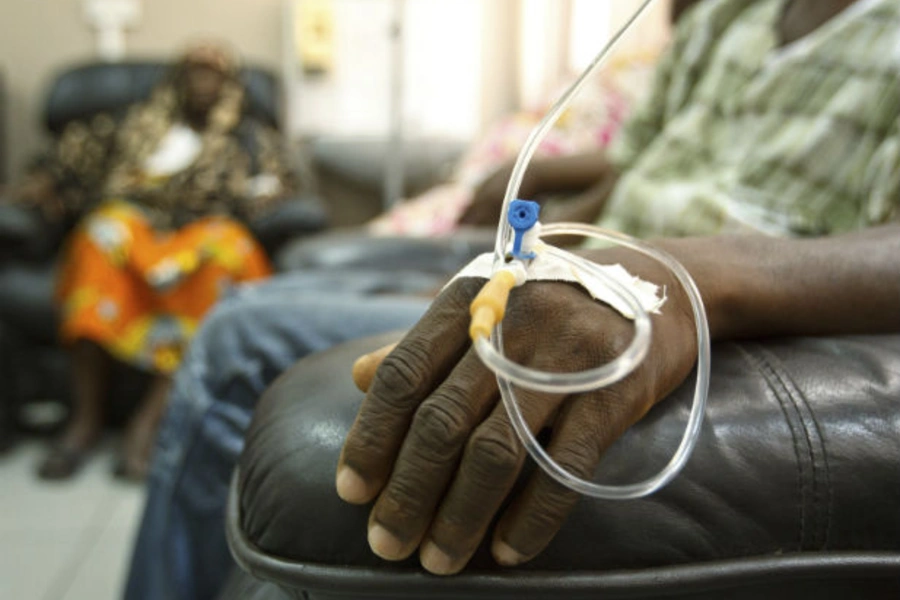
[748,346,820,550]
[735,343,807,551]
[755,346,832,550]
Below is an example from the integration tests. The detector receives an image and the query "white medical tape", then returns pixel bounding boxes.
[448,248,665,319]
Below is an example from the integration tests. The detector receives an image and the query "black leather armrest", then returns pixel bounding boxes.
[229,334,900,599]
[0,261,59,342]
[274,227,495,274]
[0,203,40,249]
[248,195,328,257]
[0,203,61,263]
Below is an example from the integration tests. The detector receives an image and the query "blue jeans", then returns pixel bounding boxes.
[124,271,433,600]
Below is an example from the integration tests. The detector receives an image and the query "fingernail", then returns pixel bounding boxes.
[336,466,368,503]
[492,540,525,566]
[420,541,457,575]
[368,524,405,560]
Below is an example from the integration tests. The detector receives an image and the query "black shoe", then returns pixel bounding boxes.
[37,444,86,480]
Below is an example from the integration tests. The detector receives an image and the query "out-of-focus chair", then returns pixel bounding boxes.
[0,60,327,437]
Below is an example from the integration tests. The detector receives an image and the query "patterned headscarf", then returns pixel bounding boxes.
[176,42,240,79]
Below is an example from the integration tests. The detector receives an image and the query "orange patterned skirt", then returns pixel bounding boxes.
[57,201,272,374]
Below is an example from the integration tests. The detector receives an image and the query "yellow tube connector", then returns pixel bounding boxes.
[469,269,518,341]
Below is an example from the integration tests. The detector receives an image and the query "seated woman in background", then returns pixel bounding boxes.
[31,43,297,480]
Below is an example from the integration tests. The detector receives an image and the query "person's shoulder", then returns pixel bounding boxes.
[868,0,900,17]
[675,0,771,39]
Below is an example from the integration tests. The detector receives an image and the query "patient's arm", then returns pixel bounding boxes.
[458,150,616,227]
[339,225,900,576]
[539,173,621,238]
[653,225,900,340]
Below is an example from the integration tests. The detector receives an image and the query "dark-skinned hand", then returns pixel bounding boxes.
[336,249,698,575]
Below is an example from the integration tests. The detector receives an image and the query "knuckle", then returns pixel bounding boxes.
[562,314,632,370]
[551,440,598,481]
[600,358,653,409]
[582,389,630,443]
[574,387,646,455]
[519,468,587,539]
[372,343,433,407]
[411,397,469,451]
[505,283,635,369]
[341,426,394,475]
[442,278,483,309]
[520,484,579,540]
[466,421,523,482]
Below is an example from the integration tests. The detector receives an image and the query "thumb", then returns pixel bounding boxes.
[351,342,398,392]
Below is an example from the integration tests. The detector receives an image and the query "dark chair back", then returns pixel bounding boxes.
[43,60,281,135]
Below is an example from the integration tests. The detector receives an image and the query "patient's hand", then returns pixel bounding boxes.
[336,252,697,575]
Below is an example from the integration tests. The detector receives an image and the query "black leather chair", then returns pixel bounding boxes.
[44,61,281,136]
[275,227,496,273]
[0,60,327,438]
[0,67,7,186]
[223,332,900,599]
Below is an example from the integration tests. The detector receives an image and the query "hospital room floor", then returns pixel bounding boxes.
[0,438,145,600]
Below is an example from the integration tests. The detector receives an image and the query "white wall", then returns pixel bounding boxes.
[514,0,671,110]
[403,0,484,139]
[517,0,569,109]
[289,0,489,141]
[568,0,612,72]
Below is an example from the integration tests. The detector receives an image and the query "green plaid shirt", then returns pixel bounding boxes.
[600,0,900,238]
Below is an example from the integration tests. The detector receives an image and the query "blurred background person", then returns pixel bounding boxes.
[5,42,298,480]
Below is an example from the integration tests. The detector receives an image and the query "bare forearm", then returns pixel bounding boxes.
[542,174,620,227]
[577,226,900,342]
[657,227,900,341]
[531,150,615,195]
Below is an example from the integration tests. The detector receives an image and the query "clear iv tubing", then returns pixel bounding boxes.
[477,244,653,395]
[474,0,713,499]
[474,226,711,499]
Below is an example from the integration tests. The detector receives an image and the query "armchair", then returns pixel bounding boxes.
[223,332,900,599]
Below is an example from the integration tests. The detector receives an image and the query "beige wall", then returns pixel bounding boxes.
[611,0,673,55]
[0,0,283,181]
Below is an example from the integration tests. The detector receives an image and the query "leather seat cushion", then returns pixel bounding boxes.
[229,333,900,598]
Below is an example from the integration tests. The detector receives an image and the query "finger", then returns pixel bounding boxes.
[337,279,482,504]
[491,389,642,566]
[490,287,700,566]
[352,342,397,392]
[419,387,564,575]
[366,350,497,561]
